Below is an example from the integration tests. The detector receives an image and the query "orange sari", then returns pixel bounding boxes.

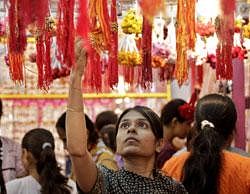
[162,151,250,194]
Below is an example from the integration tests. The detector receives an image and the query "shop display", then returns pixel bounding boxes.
[0,0,249,162]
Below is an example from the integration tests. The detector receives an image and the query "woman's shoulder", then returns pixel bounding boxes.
[222,151,250,175]
[220,151,250,192]
[6,176,40,194]
[223,151,250,165]
[6,175,37,185]
[162,152,190,170]
[156,170,187,193]
[161,152,190,181]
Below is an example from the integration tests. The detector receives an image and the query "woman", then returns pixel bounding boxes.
[6,128,77,194]
[56,112,118,173]
[162,94,250,194]
[66,42,187,193]
[157,99,194,168]
[99,124,117,153]
[0,99,26,194]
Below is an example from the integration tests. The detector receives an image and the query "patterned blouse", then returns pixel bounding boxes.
[1,136,26,182]
[77,166,187,194]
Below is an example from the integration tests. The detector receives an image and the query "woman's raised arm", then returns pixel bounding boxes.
[66,38,97,192]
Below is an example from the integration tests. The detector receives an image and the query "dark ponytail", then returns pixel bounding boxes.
[37,146,71,194]
[182,125,224,194]
[182,94,237,194]
[0,138,6,194]
[22,128,71,194]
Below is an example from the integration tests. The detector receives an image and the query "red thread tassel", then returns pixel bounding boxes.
[123,66,135,85]
[83,49,102,92]
[108,0,118,88]
[56,0,75,68]
[8,0,27,83]
[36,35,44,89]
[215,0,235,80]
[76,0,90,50]
[35,31,52,90]
[220,0,235,15]
[141,16,153,88]
[44,29,53,88]
[19,0,48,28]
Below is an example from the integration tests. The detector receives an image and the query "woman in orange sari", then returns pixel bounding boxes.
[162,94,250,194]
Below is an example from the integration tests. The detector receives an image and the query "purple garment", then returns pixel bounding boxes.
[157,141,176,169]
[114,154,124,169]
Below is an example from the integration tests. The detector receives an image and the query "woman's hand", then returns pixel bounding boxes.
[72,37,87,77]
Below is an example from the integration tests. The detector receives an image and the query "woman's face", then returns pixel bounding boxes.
[173,121,191,139]
[116,110,160,158]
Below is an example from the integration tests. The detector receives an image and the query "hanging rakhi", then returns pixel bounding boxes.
[77,0,112,92]
[137,0,164,21]
[118,34,142,84]
[56,0,75,68]
[174,0,196,85]
[119,9,142,85]
[36,17,54,90]
[8,0,50,85]
[141,16,153,88]
[186,0,196,50]
[215,0,235,80]
[108,0,119,89]
[8,0,27,83]
[175,0,188,85]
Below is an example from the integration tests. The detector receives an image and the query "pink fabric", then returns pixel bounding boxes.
[1,136,26,182]
[232,59,246,150]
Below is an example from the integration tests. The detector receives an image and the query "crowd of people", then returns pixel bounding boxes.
[0,42,249,194]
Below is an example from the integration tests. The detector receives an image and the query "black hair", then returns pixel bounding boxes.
[56,112,98,146]
[95,110,118,131]
[160,99,187,126]
[182,94,237,194]
[22,128,71,194]
[55,112,66,132]
[85,114,99,146]
[116,106,163,140]
[100,124,117,152]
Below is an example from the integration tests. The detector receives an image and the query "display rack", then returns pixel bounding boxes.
[0,92,171,99]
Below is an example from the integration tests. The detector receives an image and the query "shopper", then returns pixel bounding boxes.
[0,99,26,194]
[65,43,187,193]
[99,124,117,153]
[56,112,118,172]
[6,128,77,194]
[162,94,250,194]
[157,99,193,168]
[95,110,118,134]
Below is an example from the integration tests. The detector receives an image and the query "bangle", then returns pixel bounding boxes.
[67,107,83,112]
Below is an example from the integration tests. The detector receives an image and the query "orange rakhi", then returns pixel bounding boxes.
[138,0,164,21]
[174,0,196,85]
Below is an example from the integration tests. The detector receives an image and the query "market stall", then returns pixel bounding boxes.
[0,0,249,167]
